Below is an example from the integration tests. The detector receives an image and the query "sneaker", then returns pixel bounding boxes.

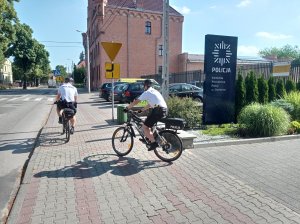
[148,142,158,151]
[70,127,74,134]
[58,117,62,124]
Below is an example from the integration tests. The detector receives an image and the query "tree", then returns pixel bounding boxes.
[276,79,286,99]
[235,72,246,117]
[0,0,19,66]
[6,23,36,89]
[55,65,67,78]
[245,71,258,104]
[268,76,276,102]
[73,65,85,83]
[257,75,268,104]
[259,44,300,61]
[285,79,296,93]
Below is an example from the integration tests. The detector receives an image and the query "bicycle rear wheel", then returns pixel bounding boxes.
[154,130,183,162]
[112,127,134,156]
[65,120,70,142]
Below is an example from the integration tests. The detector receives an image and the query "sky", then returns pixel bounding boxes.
[15,0,300,70]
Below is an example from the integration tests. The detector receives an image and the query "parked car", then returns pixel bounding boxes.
[121,81,161,103]
[169,83,203,102]
[121,82,144,103]
[99,81,127,101]
[108,83,128,103]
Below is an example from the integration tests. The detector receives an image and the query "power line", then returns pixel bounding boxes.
[45,46,83,48]
[41,41,82,44]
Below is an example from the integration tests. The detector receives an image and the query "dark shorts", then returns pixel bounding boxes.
[144,107,167,128]
[57,100,77,114]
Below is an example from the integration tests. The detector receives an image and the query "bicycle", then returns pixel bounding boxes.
[54,101,75,143]
[112,109,185,162]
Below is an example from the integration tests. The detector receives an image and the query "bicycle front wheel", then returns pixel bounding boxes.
[154,130,183,162]
[112,127,134,156]
[65,120,70,142]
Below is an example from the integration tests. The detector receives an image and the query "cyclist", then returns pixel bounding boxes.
[125,79,167,151]
[55,77,78,134]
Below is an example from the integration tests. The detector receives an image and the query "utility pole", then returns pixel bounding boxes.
[162,0,169,100]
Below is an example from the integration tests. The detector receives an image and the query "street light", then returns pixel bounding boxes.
[76,30,91,93]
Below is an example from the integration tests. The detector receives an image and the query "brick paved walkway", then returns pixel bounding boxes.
[6,93,300,224]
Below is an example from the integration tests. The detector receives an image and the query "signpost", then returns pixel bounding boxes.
[203,34,238,124]
[101,42,122,121]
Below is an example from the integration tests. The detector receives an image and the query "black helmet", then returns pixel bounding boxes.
[144,79,153,87]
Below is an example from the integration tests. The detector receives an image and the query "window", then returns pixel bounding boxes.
[145,21,151,34]
[158,66,162,74]
[158,45,163,56]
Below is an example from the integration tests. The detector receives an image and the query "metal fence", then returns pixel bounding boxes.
[142,64,300,85]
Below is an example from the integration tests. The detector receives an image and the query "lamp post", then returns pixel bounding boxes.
[76,30,91,93]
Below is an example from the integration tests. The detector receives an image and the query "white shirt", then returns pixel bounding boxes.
[58,83,78,102]
[138,87,167,108]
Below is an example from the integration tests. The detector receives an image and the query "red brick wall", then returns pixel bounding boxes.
[87,1,183,89]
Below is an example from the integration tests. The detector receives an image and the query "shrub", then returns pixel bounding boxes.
[258,75,268,104]
[290,121,300,134]
[285,79,296,93]
[297,80,300,91]
[270,99,294,115]
[167,96,202,128]
[245,71,258,104]
[283,91,300,120]
[238,103,290,137]
[268,76,276,102]
[235,73,246,117]
[276,79,286,99]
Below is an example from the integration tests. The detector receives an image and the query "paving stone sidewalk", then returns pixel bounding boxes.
[6,93,300,224]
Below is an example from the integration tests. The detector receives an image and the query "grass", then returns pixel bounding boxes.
[201,124,238,136]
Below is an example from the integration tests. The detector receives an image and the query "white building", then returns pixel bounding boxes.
[0,59,13,84]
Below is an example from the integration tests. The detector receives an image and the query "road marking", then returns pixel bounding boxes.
[47,98,54,101]
[23,98,31,101]
[8,98,19,101]
[0,98,8,101]
[34,98,42,101]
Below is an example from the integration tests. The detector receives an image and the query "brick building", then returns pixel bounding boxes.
[87,0,183,89]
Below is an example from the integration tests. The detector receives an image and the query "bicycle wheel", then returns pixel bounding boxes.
[65,120,70,142]
[112,127,134,156]
[154,130,183,162]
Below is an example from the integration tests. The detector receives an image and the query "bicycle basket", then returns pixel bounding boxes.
[162,118,186,130]
[63,108,75,118]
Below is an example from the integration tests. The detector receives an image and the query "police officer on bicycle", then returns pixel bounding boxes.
[125,79,167,151]
[55,77,78,134]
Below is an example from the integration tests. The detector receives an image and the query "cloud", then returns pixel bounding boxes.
[256,32,293,40]
[173,5,191,15]
[210,5,217,9]
[238,45,259,56]
[236,0,251,8]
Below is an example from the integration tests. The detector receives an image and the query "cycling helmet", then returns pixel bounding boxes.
[143,79,153,87]
[64,77,73,83]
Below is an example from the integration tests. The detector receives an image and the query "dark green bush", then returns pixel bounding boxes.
[283,91,300,120]
[258,75,268,104]
[285,79,296,93]
[268,76,276,102]
[276,79,286,98]
[238,103,290,137]
[245,71,258,104]
[235,73,246,117]
[167,96,202,128]
[296,80,300,91]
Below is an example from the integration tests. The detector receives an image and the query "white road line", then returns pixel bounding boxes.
[23,98,31,101]
[47,98,54,101]
[0,98,8,101]
[34,98,42,101]
[8,98,19,101]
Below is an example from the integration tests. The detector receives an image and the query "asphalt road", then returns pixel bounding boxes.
[0,87,56,221]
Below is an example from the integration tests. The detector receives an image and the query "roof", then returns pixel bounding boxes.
[107,0,182,17]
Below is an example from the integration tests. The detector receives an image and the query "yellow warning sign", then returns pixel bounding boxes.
[105,62,120,79]
[101,42,122,62]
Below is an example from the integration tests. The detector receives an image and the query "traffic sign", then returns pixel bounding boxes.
[105,62,120,79]
[101,42,122,61]
[53,69,61,76]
